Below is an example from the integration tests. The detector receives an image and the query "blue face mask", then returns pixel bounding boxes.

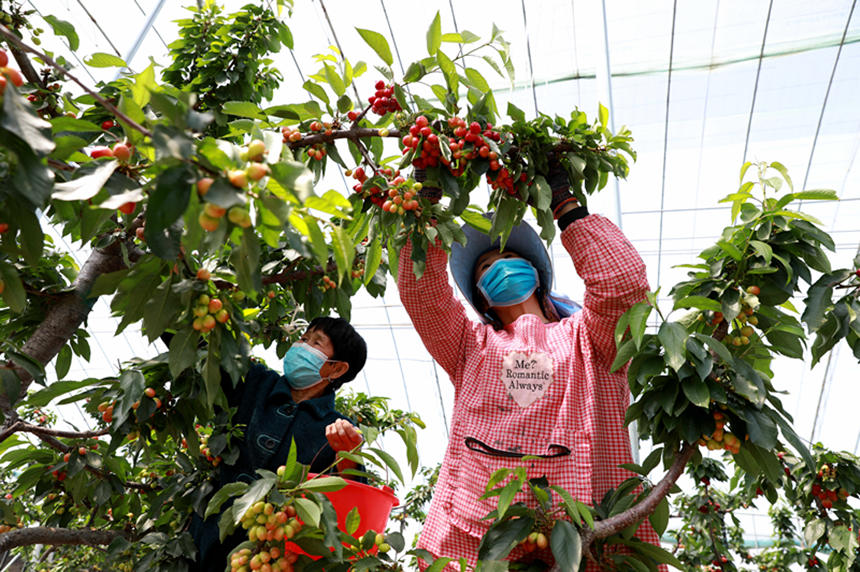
[477,257,539,308]
[282,342,329,390]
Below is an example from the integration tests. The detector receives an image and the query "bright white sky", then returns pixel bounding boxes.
[25,0,860,548]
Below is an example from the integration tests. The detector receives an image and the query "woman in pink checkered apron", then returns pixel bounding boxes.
[397,172,665,571]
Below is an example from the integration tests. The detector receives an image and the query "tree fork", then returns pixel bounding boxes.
[0,235,144,414]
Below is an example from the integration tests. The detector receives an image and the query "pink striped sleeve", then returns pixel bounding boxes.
[398,239,475,381]
[562,214,649,367]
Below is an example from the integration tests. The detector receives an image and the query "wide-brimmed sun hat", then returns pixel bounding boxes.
[450,215,581,322]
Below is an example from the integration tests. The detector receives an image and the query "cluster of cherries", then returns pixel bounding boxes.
[0,49,24,93]
[401,115,444,169]
[191,290,229,334]
[349,166,387,208]
[232,495,303,572]
[811,463,848,510]
[368,80,401,116]
[381,176,421,214]
[697,410,742,454]
[517,530,549,553]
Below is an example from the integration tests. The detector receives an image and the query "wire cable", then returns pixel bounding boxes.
[801,0,857,196]
[519,0,539,115]
[741,0,774,164]
[655,0,678,294]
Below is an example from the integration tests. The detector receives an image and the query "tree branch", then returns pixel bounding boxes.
[581,445,697,551]
[0,236,144,412]
[286,127,400,150]
[16,423,108,440]
[34,433,155,491]
[0,24,152,138]
[0,526,129,553]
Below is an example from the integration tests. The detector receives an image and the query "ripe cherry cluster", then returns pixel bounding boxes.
[0,49,24,94]
[381,176,421,214]
[349,166,390,208]
[402,115,443,169]
[305,143,327,161]
[811,464,848,509]
[191,293,229,334]
[369,80,401,115]
[697,411,742,454]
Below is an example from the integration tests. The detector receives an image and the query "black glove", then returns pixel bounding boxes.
[413,168,442,204]
[546,163,579,218]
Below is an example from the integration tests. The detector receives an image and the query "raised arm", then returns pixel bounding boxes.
[398,238,475,379]
[561,214,649,366]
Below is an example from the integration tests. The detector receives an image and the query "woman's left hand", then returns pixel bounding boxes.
[325,418,363,452]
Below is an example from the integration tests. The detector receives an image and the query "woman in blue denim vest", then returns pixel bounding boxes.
[190,316,367,571]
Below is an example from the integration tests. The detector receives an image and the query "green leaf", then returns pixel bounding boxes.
[749,240,773,263]
[426,11,441,55]
[54,345,72,380]
[230,228,262,293]
[598,103,609,128]
[465,68,490,93]
[673,296,721,312]
[496,479,519,520]
[477,514,533,561]
[299,476,347,493]
[231,475,276,525]
[745,410,778,449]
[717,239,743,261]
[367,446,404,484]
[658,321,687,372]
[329,224,356,285]
[323,64,345,97]
[617,539,684,568]
[681,376,710,408]
[0,262,26,313]
[649,496,670,537]
[168,328,199,378]
[222,101,268,120]
[84,52,126,68]
[43,15,79,50]
[144,165,194,259]
[205,482,249,519]
[403,61,426,83]
[769,161,793,191]
[791,189,837,201]
[436,50,458,95]
[356,28,393,66]
[142,279,182,343]
[345,506,360,536]
[610,339,637,373]
[804,518,826,546]
[293,497,322,527]
[52,160,119,201]
[363,235,382,286]
[550,520,581,571]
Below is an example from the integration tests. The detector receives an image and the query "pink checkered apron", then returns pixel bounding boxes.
[399,215,665,571]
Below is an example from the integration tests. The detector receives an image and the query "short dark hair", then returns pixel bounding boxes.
[307,316,367,390]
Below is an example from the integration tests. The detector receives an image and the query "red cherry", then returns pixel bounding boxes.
[118,202,136,215]
[415,115,429,128]
[101,120,115,130]
[90,146,114,159]
[375,80,385,90]
[470,121,481,134]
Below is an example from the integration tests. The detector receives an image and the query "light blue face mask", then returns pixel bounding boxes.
[282,342,329,389]
[477,257,539,308]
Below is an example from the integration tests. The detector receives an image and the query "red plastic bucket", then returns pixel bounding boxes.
[285,475,399,558]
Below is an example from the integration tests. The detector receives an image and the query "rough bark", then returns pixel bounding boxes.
[0,527,129,553]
